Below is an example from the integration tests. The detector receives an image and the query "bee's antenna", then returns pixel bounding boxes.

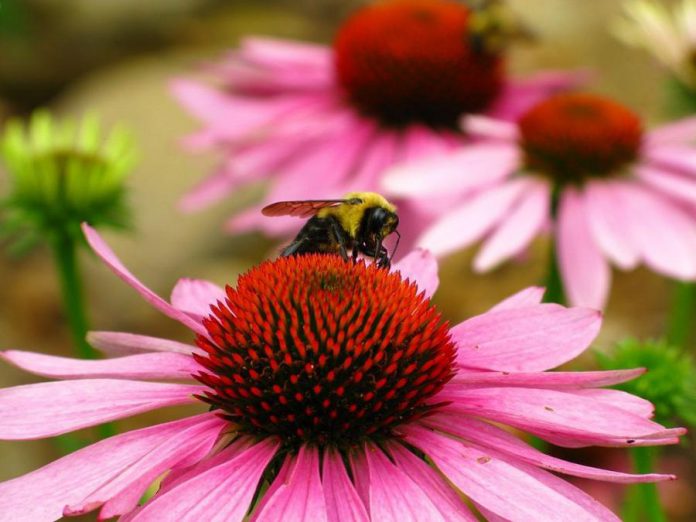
[390,230,401,265]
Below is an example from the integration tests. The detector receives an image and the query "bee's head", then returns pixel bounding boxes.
[362,206,399,241]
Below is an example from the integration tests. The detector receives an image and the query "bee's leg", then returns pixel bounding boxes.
[351,245,360,262]
[328,218,350,261]
[280,237,309,257]
[375,241,391,269]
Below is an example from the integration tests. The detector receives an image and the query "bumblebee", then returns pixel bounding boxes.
[262,192,400,269]
[468,0,535,55]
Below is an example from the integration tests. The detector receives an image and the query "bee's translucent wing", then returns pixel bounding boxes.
[261,199,361,218]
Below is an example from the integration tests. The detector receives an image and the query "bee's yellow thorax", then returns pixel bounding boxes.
[317,192,396,238]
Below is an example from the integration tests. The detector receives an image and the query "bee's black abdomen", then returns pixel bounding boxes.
[280,216,349,257]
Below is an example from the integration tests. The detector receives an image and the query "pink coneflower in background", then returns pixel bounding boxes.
[0,224,683,521]
[172,0,584,239]
[384,92,696,308]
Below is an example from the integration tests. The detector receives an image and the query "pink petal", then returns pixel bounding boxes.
[424,414,673,484]
[129,438,278,522]
[382,144,519,198]
[179,167,241,212]
[557,188,611,308]
[440,386,680,446]
[417,179,531,257]
[171,79,324,141]
[392,248,439,298]
[361,444,446,522]
[191,120,329,209]
[583,182,640,269]
[322,450,369,522]
[471,456,624,522]
[388,442,478,521]
[644,144,696,176]
[451,368,646,389]
[461,115,519,141]
[0,379,203,439]
[253,446,327,522]
[501,458,622,521]
[0,350,199,381]
[570,389,654,418]
[347,451,370,510]
[170,278,226,320]
[334,129,401,193]
[263,120,374,203]
[487,286,545,312]
[220,58,331,93]
[451,303,601,372]
[399,124,458,162]
[645,117,696,146]
[0,413,218,522]
[405,425,618,521]
[636,164,696,206]
[170,78,240,127]
[156,438,255,495]
[87,331,198,357]
[63,414,225,518]
[540,431,685,449]
[82,224,206,336]
[239,37,331,70]
[474,179,549,271]
[613,181,696,279]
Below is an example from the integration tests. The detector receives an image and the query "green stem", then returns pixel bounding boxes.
[543,235,565,305]
[50,232,116,442]
[50,233,97,360]
[624,447,667,522]
[543,187,565,305]
[666,281,696,349]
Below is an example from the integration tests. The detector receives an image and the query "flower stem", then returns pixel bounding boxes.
[50,232,97,360]
[624,447,667,522]
[50,232,117,442]
[666,281,695,349]
[543,236,565,305]
[543,186,565,305]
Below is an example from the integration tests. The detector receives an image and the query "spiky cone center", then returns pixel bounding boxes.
[334,0,504,128]
[518,93,643,183]
[194,254,456,450]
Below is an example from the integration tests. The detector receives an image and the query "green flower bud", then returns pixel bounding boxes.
[0,110,136,249]
[598,338,696,428]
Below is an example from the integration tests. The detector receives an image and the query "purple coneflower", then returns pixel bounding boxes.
[385,92,696,308]
[0,224,683,521]
[172,0,584,240]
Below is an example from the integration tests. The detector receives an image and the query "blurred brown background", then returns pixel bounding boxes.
[0,0,693,520]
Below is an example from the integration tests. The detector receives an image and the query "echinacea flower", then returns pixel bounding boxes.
[172,0,584,239]
[385,92,696,308]
[0,110,137,359]
[0,224,683,521]
[615,0,696,92]
[0,110,135,247]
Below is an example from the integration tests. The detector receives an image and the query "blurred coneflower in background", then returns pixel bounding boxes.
[384,92,696,311]
[0,111,136,359]
[172,0,584,246]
